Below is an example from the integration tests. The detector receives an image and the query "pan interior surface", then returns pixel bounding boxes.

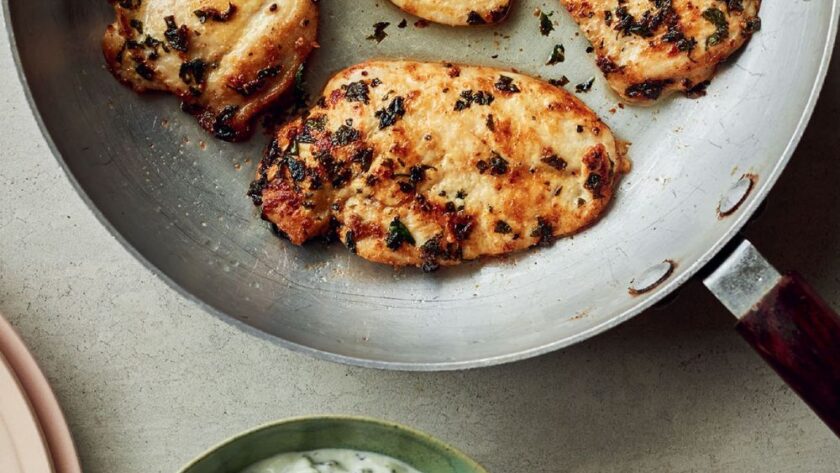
[6,0,837,369]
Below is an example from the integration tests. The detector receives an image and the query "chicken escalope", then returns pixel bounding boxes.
[389,0,513,26]
[103,0,319,141]
[250,61,629,271]
[561,0,761,103]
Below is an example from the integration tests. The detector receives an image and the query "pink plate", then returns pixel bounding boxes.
[0,315,81,473]
[0,352,52,473]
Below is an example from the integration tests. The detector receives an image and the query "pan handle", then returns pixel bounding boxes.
[704,240,840,436]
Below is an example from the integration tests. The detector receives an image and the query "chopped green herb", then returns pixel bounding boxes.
[467,11,486,25]
[494,75,521,94]
[332,124,360,147]
[163,15,189,52]
[549,76,570,87]
[575,77,595,93]
[531,217,555,247]
[375,96,406,129]
[541,155,567,170]
[134,61,154,80]
[342,81,370,104]
[539,11,554,36]
[367,22,390,43]
[702,8,729,47]
[178,58,206,85]
[386,217,415,250]
[194,3,237,23]
[488,152,509,175]
[744,17,761,34]
[494,221,513,234]
[546,44,565,65]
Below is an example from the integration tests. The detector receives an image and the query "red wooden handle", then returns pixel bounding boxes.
[736,273,840,436]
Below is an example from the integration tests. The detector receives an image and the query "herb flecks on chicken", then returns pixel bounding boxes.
[103,0,319,141]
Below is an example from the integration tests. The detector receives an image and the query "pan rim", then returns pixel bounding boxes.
[3,1,838,371]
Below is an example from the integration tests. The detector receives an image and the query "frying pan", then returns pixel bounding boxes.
[5,0,840,421]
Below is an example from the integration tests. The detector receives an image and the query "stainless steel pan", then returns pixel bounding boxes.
[4,0,838,377]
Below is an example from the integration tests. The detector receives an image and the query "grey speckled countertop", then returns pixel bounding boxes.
[1,10,839,473]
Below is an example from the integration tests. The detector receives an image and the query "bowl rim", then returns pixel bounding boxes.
[177,415,489,473]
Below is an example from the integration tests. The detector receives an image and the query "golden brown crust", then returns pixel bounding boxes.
[389,0,512,26]
[102,0,319,141]
[250,60,628,270]
[561,0,761,103]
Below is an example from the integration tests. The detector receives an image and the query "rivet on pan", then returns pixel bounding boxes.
[629,260,676,296]
[718,174,757,218]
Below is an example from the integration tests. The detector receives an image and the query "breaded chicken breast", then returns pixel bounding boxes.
[250,60,628,270]
[103,0,319,141]
[561,0,761,102]
[389,0,513,26]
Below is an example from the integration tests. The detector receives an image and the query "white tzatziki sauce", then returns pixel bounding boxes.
[240,449,425,473]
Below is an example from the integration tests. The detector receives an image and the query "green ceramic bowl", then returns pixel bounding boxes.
[178,416,488,473]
